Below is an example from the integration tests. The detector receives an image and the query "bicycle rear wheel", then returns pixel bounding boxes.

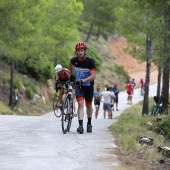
[61,94,70,134]
[53,95,61,118]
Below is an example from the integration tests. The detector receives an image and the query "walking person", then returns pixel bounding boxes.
[138,78,145,95]
[99,87,115,119]
[125,80,133,105]
[131,78,136,92]
[93,85,101,119]
[69,42,96,134]
[112,83,119,111]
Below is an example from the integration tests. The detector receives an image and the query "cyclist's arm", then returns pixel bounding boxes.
[82,70,96,83]
[69,62,73,75]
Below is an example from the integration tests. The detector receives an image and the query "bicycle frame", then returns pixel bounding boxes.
[61,80,77,134]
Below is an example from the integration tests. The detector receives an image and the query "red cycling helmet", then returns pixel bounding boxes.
[75,42,87,50]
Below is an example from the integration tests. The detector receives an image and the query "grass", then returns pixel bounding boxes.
[0,103,15,115]
[110,99,170,169]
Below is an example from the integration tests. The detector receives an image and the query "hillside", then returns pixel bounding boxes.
[109,37,158,85]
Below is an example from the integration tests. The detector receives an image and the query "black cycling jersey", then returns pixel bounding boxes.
[70,56,96,104]
[70,56,95,86]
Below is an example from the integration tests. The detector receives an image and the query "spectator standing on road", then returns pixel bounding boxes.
[131,78,136,92]
[69,42,96,134]
[93,85,101,119]
[138,78,145,95]
[125,80,133,105]
[99,87,114,119]
[112,83,119,111]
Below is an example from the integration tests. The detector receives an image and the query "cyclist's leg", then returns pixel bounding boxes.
[75,86,85,134]
[84,86,93,132]
[58,89,63,105]
[84,86,94,119]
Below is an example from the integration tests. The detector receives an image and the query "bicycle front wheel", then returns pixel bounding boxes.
[53,95,61,118]
[61,94,71,134]
[68,100,74,132]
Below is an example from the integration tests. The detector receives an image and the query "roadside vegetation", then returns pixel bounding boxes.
[111,98,170,170]
[0,1,170,169]
[0,34,129,116]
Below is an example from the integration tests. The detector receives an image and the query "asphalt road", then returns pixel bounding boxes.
[0,84,158,170]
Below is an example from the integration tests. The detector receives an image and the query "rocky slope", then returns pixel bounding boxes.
[109,37,158,85]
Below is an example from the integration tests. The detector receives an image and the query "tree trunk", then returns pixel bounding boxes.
[157,65,162,98]
[9,59,14,107]
[96,26,100,41]
[162,6,170,114]
[142,35,151,116]
[85,23,94,42]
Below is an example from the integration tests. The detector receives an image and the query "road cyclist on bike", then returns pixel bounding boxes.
[55,64,71,110]
[69,42,96,134]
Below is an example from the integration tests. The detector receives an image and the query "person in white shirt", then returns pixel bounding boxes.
[99,87,115,119]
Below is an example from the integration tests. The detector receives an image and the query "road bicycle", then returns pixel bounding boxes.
[61,80,77,134]
[149,96,163,116]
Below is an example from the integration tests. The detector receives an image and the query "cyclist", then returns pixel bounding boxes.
[55,64,70,108]
[69,42,96,134]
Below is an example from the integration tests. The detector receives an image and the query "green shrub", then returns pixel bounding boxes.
[14,78,22,91]
[3,81,10,89]
[26,82,38,93]
[18,54,54,83]
[0,70,10,80]
[26,86,34,99]
[114,65,129,79]
[156,114,170,139]
[86,46,102,71]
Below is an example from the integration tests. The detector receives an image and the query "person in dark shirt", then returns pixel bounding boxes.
[69,42,96,134]
[112,83,119,111]
[131,78,136,89]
